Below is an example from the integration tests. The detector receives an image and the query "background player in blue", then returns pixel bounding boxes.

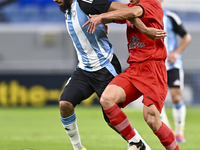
[53,0,166,149]
[158,0,191,143]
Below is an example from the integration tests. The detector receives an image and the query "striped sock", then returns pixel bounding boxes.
[61,113,83,150]
[154,122,179,150]
[104,104,138,142]
[173,101,186,134]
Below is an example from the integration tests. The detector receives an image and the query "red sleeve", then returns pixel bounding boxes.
[138,0,163,29]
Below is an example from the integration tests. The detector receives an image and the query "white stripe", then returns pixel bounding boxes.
[95,36,112,61]
[65,11,85,69]
[82,0,93,4]
[72,2,101,71]
[165,139,178,150]
[65,77,71,86]
[114,118,130,132]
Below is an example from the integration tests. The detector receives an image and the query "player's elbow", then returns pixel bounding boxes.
[127,10,140,18]
[186,33,192,43]
[128,6,143,18]
[129,11,138,18]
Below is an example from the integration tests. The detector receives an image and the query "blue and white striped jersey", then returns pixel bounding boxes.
[65,0,117,76]
[163,10,187,71]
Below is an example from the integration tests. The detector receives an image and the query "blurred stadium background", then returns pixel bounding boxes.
[0,0,200,107]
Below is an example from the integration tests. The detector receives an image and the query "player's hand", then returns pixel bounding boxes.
[82,14,103,34]
[146,27,167,41]
[167,51,178,64]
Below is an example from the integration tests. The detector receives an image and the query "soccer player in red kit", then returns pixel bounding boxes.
[83,0,180,149]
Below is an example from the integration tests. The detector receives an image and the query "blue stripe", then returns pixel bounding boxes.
[61,113,76,125]
[173,101,184,109]
[76,9,109,69]
[75,0,114,68]
[106,63,118,77]
[94,24,114,68]
[67,3,91,70]
[67,0,114,71]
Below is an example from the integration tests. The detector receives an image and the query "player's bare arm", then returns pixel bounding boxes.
[108,1,128,11]
[131,18,167,40]
[102,1,128,24]
[83,5,143,33]
[167,33,191,64]
[83,5,166,40]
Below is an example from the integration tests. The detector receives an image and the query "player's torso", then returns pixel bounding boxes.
[126,0,166,63]
[65,0,114,72]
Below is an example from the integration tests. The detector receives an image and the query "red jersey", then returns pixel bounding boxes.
[117,0,167,63]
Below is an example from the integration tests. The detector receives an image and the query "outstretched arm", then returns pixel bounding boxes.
[83,15,166,40]
[83,5,143,33]
[83,3,166,40]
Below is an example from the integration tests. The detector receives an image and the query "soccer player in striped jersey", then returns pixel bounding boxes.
[53,0,166,149]
[158,0,191,143]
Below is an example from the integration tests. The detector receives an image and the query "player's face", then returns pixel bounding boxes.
[53,0,72,13]
[129,0,140,5]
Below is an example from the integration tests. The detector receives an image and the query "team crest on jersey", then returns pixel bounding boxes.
[129,35,145,49]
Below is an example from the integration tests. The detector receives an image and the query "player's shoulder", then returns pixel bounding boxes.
[77,0,110,5]
[77,0,95,15]
[165,10,182,25]
[165,10,179,18]
[77,0,112,15]
[139,0,162,10]
[77,0,92,6]
[139,0,160,5]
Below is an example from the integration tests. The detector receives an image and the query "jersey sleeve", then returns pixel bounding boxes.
[168,13,187,38]
[133,4,145,18]
[137,0,164,29]
[77,0,112,15]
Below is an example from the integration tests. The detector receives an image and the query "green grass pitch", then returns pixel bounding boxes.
[0,106,200,150]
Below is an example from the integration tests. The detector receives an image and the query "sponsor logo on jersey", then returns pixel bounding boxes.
[129,35,145,49]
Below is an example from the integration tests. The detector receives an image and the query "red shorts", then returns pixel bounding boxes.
[109,60,168,113]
